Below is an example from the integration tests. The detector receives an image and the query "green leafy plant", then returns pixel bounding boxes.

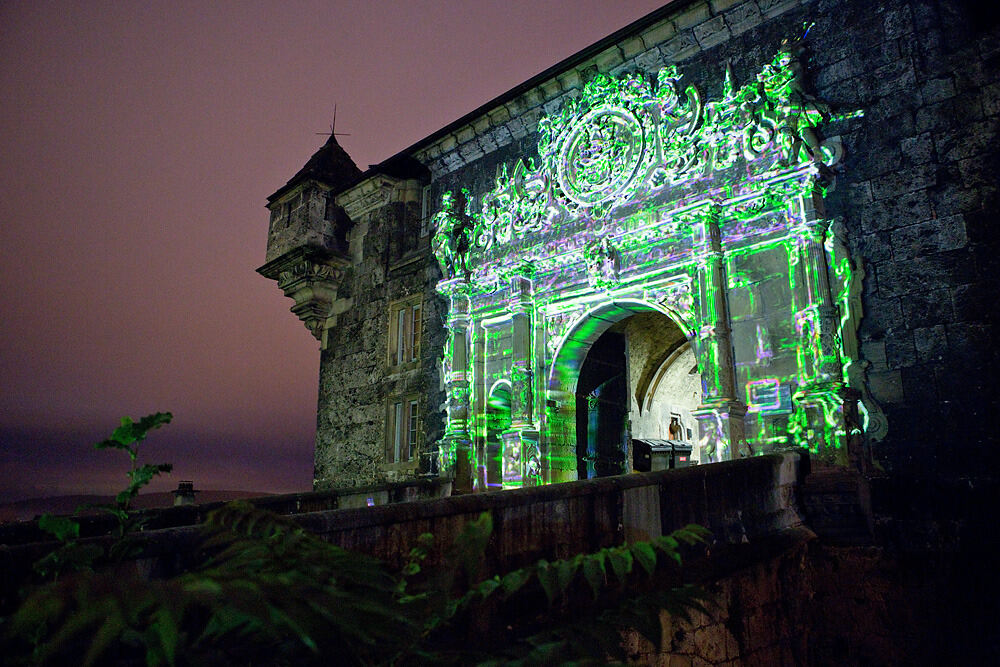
[6,501,418,666]
[413,515,711,664]
[33,412,174,579]
[7,501,711,666]
[31,515,103,582]
[91,412,173,560]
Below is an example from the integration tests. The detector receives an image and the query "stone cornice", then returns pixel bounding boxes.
[335,172,425,220]
[266,178,333,209]
[406,0,804,179]
[335,174,400,219]
[256,244,345,281]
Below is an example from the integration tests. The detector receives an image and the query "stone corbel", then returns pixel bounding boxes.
[257,246,351,346]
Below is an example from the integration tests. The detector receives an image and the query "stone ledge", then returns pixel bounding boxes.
[407,0,821,177]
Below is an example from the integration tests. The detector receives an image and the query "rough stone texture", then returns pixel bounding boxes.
[674,2,712,30]
[626,538,999,665]
[725,2,764,37]
[693,15,731,49]
[265,1,998,504]
[313,187,446,490]
[810,0,1000,478]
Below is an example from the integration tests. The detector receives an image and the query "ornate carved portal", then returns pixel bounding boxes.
[434,38,868,491]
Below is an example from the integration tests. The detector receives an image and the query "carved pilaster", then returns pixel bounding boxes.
[436,277,474,492]
[501,264,541,488]
[790,212,843,383]
[689,202,746,461]
[788,202,849,460]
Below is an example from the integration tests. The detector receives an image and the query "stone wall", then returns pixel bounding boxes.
[314,177,447,489]
[303,0,998,487]
[6,453,996,661]
[814,0,999,476]
[1,453,809,613]
[625,540,994,665]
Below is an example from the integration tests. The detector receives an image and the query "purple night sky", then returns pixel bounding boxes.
[0,1,667,503]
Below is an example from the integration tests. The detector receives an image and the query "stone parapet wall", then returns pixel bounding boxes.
[1,453,806,616]
[0,476,454,549]
[297,451,808,572]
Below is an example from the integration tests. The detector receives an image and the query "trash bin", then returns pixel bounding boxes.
[632,439,693,471]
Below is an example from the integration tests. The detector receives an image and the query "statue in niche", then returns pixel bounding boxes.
[431,190,473,279]
[668,416,683,441]
[584,236,621,289]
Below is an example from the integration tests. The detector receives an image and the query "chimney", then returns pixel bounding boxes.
[172,480,199,506]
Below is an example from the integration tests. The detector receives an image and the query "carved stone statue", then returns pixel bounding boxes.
[772,36,832,165]
[431,190,473,279]
[584,236,620,289]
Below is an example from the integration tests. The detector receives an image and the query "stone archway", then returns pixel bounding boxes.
[633,341,703,458]
[545,300,699,481]
[483,381,511,490]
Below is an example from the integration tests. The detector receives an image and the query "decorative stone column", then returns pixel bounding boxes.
[789,182,847,463]
[502,266,541,488]
[436,278,475,492]
[688,203,747,461]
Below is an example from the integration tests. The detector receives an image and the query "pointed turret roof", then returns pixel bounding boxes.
[268,134,362,204]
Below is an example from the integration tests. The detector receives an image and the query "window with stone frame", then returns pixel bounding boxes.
[386,396,419,464]
[387,296,422,368]
[419,184,433,238]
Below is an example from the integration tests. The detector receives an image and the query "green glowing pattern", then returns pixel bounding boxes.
[431,33,865,490]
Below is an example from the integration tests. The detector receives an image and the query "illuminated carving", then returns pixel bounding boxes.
[647,280,695,328]
[584,236,621,289]
[442,41,860,271]
[429,35,868,489]
[431,190,474,279]
[557,107,646,207]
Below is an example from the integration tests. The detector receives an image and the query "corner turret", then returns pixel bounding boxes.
[257,135,362,342]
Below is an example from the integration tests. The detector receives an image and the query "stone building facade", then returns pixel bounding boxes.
[260,0,998,494]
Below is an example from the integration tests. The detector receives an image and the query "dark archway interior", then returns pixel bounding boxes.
[575,329,627,479]
[485,386,511,489]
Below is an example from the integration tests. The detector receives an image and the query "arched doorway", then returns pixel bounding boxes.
[632,341,702,461]
[576,329,628,479]
[548,300,701,480]
[484,382,511,490]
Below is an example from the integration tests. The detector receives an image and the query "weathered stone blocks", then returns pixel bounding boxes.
[889,214,968,259]
[693,15,730,49]
[660,31,700,61]
[267,0,998,492]
[725,2,763,37]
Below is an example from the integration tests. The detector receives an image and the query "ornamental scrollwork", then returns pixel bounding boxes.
[647,280,697,331]
[277,261,343,290]
[543,307,587,359]
[435,33,858,271]
[556,107,646,208]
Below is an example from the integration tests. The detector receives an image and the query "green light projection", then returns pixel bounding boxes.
[432,33,866,490]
